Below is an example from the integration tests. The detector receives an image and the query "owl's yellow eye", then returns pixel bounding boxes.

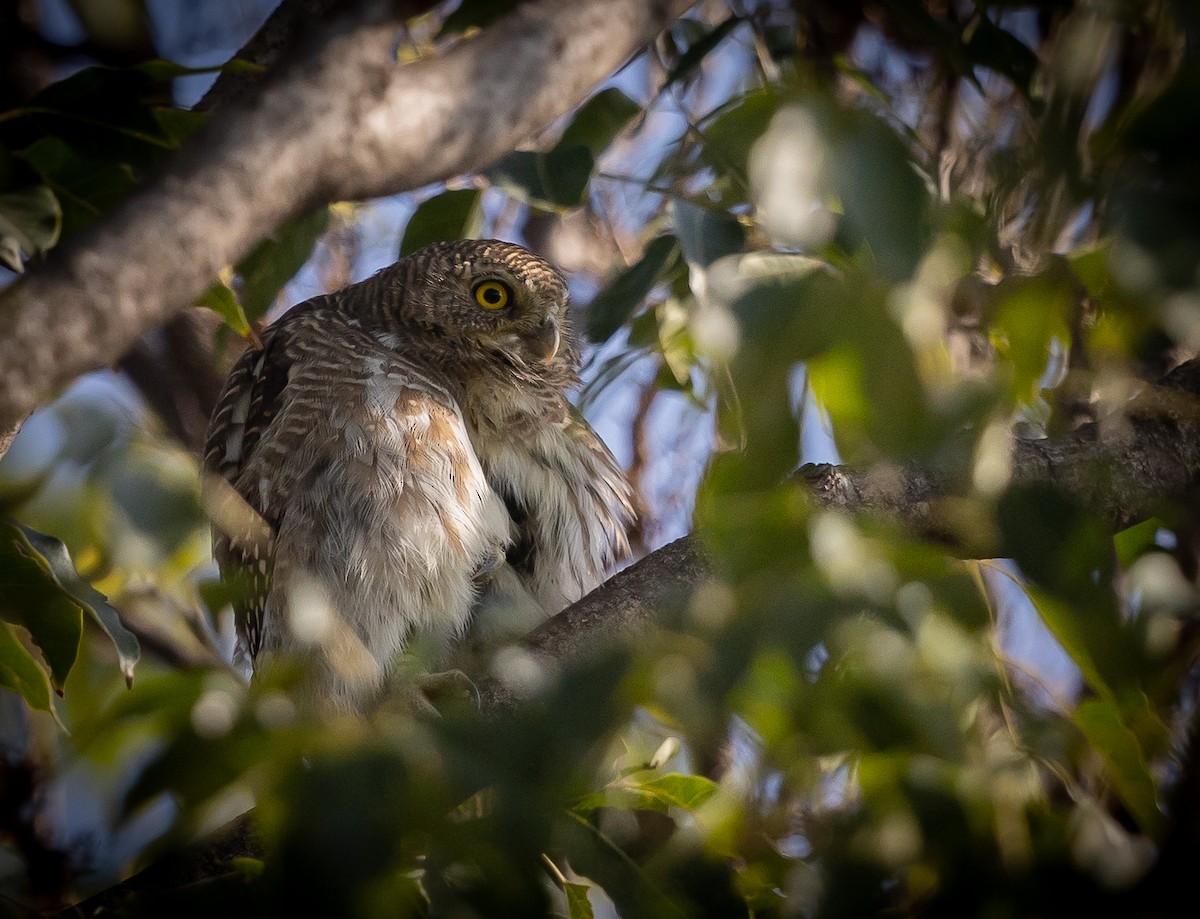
[473,280,511,310]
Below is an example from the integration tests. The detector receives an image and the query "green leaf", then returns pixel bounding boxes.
[989,271,1073,404]
[0,620,54,713]
[831,113,931,281]
[1113,518,1164,568]
[0,185,61,271]
[400,188,483,257]
[18,137,135,236]
[489,146,594,210]
[557,88,641,159]
[587,235,682,342]
[564,882,595,919]
[0,522,82,691]
[699,89,780,181]
[197,281,251,337]
[574,773,719,815]
[15,523,139,686]
[672,200,745,268]
[236,207,331,322]
[1075,698,1162,834]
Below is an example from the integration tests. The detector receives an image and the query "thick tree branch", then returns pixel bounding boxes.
[0,0,695,440]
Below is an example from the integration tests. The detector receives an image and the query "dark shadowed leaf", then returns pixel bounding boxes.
[558,89,642,158]
[400,188,484,257]
[236,207,332,322]
[18,137,136,236]
[996,486,1137,694]
[0,521,82,691]
[673,200,745,268]
[489,146,594,211]
[16,523,139,686]
[587,235,682,342]
[963,18,1038,97]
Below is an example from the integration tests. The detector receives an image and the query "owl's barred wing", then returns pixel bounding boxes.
[202,328,295,661]
[205,312,516,683]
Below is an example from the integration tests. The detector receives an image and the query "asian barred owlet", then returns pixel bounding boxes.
[202,240,634,709]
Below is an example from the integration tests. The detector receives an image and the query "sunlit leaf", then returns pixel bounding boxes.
[1075,698,1162,834]
[0,185,61,271]
[197,281,251,337]
[564,882,595,919]
[574,772,719,815]
[0,620,55,713]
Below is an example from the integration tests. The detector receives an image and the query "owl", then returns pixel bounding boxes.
[202,240,635,709]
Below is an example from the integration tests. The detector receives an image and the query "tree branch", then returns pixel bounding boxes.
[804,358,1200,538]
[0,0,696,441]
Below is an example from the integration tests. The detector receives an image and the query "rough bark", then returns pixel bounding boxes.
[0,0,696,442]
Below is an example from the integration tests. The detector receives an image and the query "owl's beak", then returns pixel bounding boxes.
[526,318,560,364]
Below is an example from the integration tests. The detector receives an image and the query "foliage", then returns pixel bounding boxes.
[3,1,1200,916]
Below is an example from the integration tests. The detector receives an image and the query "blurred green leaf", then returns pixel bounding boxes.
[700,90,779,181]
[558,88,641,158]
[0,521,82,691]
[672,200,745,268]
[574,772,718,815]
[0,620,55,713]
[400,188,483,257]
[197,281,251,337]
[564,882,594,919]
[15,522,139,686]
[489,146,594,211]
[0,185,61,271]
[18,136,135,236]
[1075,698,1162,834]
[989,271,1072,404]
[830,113,931,281]
[236,207,331,322]
[587,235,682,342]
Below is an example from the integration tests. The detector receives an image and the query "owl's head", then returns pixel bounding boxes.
[386,239,575,371]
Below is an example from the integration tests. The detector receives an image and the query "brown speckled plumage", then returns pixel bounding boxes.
[203,240,634,708]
